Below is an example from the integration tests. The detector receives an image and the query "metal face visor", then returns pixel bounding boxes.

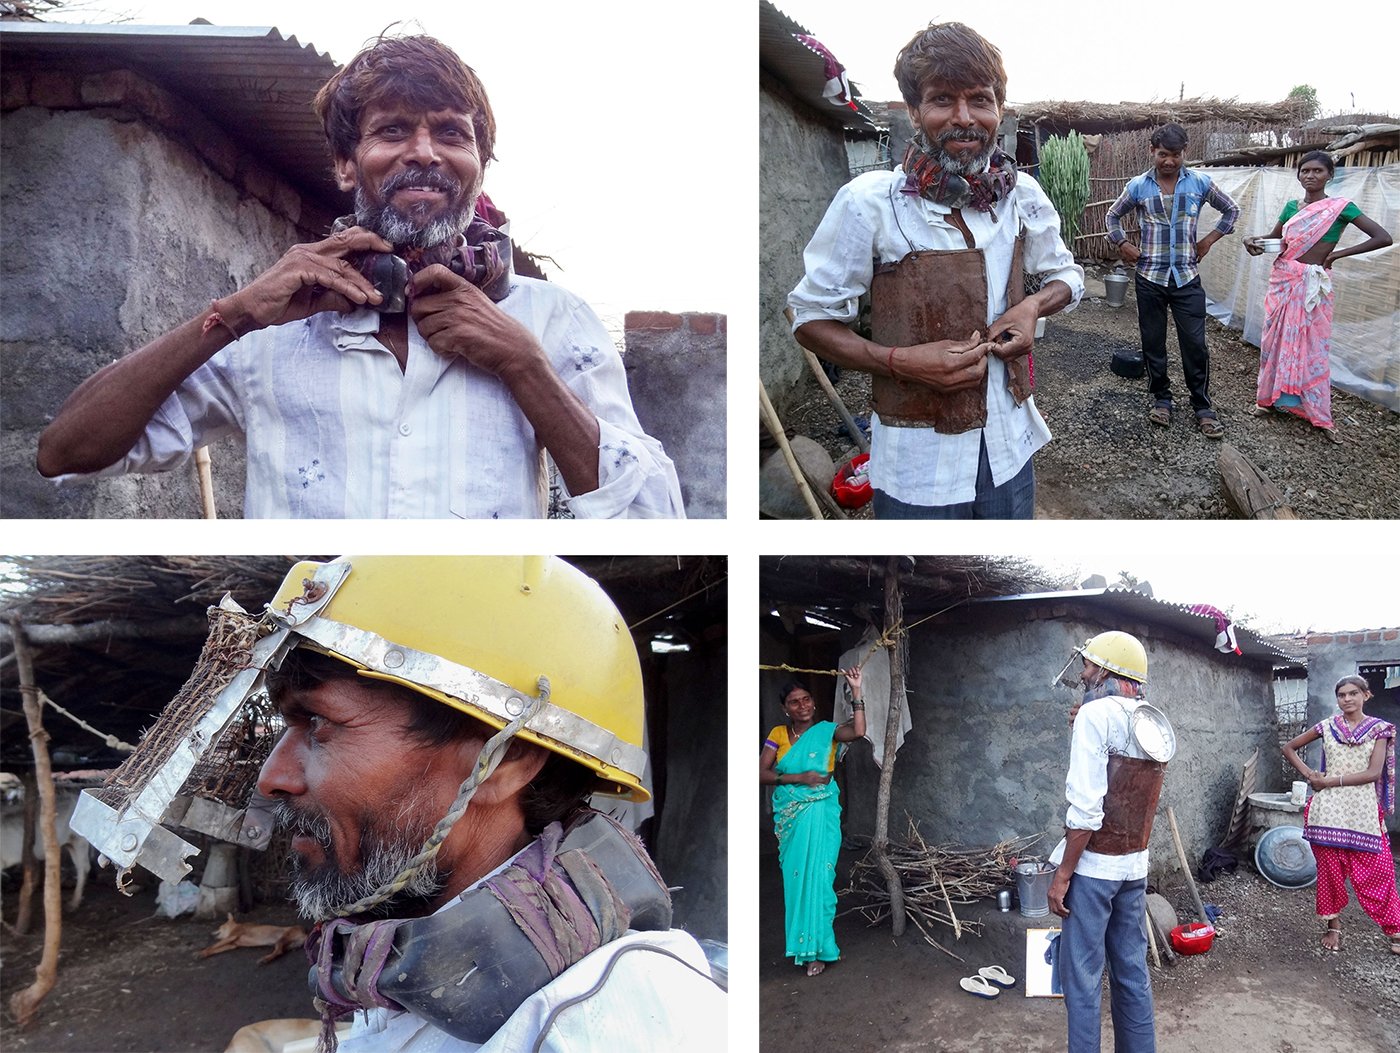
[1051,649,1084,690]
[69,562,352,888]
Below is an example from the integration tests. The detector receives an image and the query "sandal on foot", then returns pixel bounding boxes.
[1249,404,1274,417]
[959,975,1000,999]
[1197,415,1225,439]
[805,961,826,977]
[1321,920,1341,953]
[1388,935,1400,956]
[1321,426,1343,445]
[1148,404,1172,427]
[977,965,1016,988]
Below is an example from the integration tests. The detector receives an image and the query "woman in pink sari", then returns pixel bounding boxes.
[1245,151,1391,442]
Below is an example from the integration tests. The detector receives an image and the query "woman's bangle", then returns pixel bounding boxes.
[852,702,866,710]
[887,345,902,380]
[1337,772,1343,787]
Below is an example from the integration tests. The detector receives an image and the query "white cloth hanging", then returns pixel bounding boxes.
[834,627,911,768]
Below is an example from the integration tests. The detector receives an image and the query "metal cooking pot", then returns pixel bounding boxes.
[1256,238,1284,253]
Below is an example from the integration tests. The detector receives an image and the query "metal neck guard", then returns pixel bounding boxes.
[306,810,672,1045]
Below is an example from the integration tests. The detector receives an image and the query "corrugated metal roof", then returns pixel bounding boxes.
[974,587,1305,667]
[759,0,879,138]
[0,21,349,212]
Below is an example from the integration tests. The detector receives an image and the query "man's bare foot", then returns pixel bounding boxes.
[1389,935,1400,956]
[1322,920,1341,952]
[806,961,826,977]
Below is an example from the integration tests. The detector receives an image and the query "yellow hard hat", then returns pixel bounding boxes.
[1079,630,1148,683]
[265,556,648,800]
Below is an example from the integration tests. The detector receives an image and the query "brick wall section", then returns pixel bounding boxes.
[623,312,727,518]
[2,66,333,234]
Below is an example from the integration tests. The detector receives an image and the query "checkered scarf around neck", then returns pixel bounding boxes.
[330,205,512,303]
[900,139,1018,216]
[1083,675,1143,704]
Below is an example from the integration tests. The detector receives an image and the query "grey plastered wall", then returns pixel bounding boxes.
[1304,627,1400,833]
[649,633,727,940]
[840,600,1278,882]
[2,79,314,519]
[623,312,727,519]
[759,70,854,420]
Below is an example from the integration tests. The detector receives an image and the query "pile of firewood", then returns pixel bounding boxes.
[841,817,1041,959]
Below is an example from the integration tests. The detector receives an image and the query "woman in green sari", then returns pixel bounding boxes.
[761,668,866,976]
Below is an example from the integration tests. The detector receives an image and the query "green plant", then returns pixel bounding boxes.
[1039,132,1091,253]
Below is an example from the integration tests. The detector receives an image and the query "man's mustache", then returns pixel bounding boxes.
[273,799,332,848]
[378,168,463,198]
[936,128,990,147]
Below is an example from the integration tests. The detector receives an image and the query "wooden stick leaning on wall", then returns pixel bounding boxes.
[194,447,217,519]
[8,617,63,1028]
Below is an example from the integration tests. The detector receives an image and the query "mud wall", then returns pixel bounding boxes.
[2,70,314,519]
[758,71,853,420]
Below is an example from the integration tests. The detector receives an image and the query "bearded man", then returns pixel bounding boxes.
[788,22,1083,519]
[36,34,683,519]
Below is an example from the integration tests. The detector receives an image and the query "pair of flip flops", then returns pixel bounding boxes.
[959,965,1017,998]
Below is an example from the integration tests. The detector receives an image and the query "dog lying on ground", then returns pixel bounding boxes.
[197,913,307,964]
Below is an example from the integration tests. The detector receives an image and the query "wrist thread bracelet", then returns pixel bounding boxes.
[887,345,902,380]
[201,299,245,341]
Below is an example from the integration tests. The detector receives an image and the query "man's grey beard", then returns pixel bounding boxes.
[922,128,995,176]
[354,169,477,250]
[273,798,446,922]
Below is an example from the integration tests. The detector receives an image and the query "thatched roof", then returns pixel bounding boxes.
[761,555,1071,627]
[1198,123,1400,167]
[1015,96,1299,136]
[0,555,724,772]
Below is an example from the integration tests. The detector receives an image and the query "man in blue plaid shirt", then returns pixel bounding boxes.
[1106,123,1238,439]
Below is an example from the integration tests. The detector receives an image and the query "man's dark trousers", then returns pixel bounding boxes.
[1134,273,1212,415]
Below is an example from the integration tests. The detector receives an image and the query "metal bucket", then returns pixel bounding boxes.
[1103,270,1131,308]
[1015,861,1056,918]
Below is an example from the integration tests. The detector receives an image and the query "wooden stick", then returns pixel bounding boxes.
[872,557,908,936]
[1144,902,1162,968]
[799,346,869,454]
[1166,806,1210,927]
[758,378,824,520]
[194,446,217,520]
[8,618,63,1028]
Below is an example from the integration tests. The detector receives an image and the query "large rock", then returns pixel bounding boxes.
[759,436,835,519]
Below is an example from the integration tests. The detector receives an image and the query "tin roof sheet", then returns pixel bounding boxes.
[0,21,349,211]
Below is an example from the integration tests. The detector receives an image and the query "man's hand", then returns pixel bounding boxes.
[894,332,991,392]
[409,265,546,380]
[1048,868,1072,918]
[225,227,392,332]
[1196,232,1222,260]
[987,299,1041,360]
[1118,241,1142,265]
[1244,237,1265,257]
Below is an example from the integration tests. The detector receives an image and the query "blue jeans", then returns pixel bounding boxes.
[871,440,1035,520]
[1058,875,1155,1053]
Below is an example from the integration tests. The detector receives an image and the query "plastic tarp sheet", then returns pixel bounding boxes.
[1193,164,1400,412]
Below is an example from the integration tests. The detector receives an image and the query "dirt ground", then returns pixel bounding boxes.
[789,266,1400,519]
[759,835,1400,1053]
[1,869,315,1053]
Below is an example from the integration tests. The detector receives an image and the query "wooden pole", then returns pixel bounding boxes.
[194,447,217,519]
[800,347,869,455]
[872,557,908,936]
[8,617,63,1029]
[14,770,37,935]
[758,378,825,520]
[1166,806,1210,927]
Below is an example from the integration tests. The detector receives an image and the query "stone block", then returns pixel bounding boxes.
[1,70,30,110]
[29,71,80,109]
[624,310,683,331]
[759,436,833,519]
